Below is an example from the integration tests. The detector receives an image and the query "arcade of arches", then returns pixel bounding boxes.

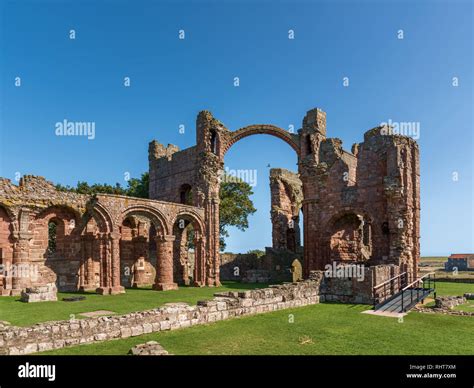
[0,107,420,297]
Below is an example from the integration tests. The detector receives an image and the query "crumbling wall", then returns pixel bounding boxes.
[270,168,303,252]
[299,108,420,280]
[220,248,302,283]
[0,280,323,355]
[0,176,207,296]
[148,107,420,284]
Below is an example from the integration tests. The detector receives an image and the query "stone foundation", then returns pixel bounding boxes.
[310,264,401,304]
[435,296,466,309]
[20,283,57,303]
[220,248,302,284]
[0,280,322,355]
[128,341,169,355]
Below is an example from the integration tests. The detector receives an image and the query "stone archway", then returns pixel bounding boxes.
[171,211,206,286]
[0,205,15,294]
[323,210,374,266]
[118,206,169,290]
[223,125,301,157]
[33,206,82,292]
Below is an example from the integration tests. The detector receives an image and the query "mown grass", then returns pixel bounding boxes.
[434,281,474,297]
[36,281,474,356]
[39,302,474,356]
[0,281,268,326]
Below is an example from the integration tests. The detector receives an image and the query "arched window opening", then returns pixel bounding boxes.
[48,220,58,255]
[210,129,218,154]
[363,221,372,246]
[306,134,312,155]
[179,184,193,205]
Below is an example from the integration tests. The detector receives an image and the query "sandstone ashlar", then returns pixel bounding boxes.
[0,178,206,295]
[149,107,420,284]
[153,235,178,291]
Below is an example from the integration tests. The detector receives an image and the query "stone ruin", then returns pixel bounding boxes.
[20,283,57,303]
[128,341,170,356]
[0,176,207,296]
[0,106,420,298]
[149,107,420,282]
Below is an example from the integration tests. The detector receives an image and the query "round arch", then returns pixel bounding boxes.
[83,202,115,235]
[171,210,205,235]
[323,208,374,264]
[224,125,300,156]
[171,209,206,286]
[118,205,169,236]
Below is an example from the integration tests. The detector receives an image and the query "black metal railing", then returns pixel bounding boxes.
[400,272,436,312]
[373,271,409,309]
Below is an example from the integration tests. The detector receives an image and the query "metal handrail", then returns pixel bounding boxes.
[373,272,409,309]
[401,272,436,312]
[373,271,408,291]
[401,272,434,292]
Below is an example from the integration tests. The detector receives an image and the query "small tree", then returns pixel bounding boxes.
[219,176,256,251]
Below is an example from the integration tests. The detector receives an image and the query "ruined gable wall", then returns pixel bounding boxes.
[270,168,303,251]
[302,123,420,279]
[148,142,198,203]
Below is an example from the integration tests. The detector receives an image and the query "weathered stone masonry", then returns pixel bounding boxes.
[0,280,322,355]
[0,176,207,295]
[149,107,420,283]
[0,266,404,355]
[0,106,420,296]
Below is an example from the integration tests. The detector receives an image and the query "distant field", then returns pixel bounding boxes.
[419,256,474,280]
[420,256,447,264]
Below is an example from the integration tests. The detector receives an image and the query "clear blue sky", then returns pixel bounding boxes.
[0,0,472,256]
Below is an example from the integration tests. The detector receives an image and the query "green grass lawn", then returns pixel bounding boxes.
[434,281,474,297]
[39,302,474,356]
[4,281,474,355]
[0,281,268,327]
[454,300,474,312]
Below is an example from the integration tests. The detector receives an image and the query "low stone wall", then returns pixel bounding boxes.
[20,283,57,303]
[309,264,399,304]
[414,296,474,317]
[220,248,300,283]
[0,280,322,355]
[435,296,466,309]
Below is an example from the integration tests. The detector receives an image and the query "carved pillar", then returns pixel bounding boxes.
[153,234,178,291]
[204,197,221,287]
[80,234,96,291]
[132,236,147,287]
[11,210,33,295]
[193,234,204,286]
[97,232,124,295]
[11,232,33,295]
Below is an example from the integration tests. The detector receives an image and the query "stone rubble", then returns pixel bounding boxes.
[20,283,57,303]
[128,341,169,356]
[0,279,322,355]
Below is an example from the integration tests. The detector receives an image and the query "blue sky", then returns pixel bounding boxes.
[0,0,472,256]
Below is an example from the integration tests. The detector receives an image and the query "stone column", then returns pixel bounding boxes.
[132,236,147,287]
[11,231,33,296]
[193,234,204,286]
[204,196,221,287]
[153,234,178,291]
[80,234,96,291]
[97,232,124,295]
